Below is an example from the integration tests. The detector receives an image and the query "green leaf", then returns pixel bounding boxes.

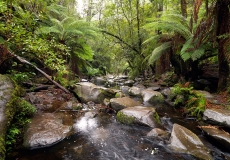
[148,42,172,64]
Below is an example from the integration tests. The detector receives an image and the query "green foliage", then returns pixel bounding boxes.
[180,38,206,61]
[171,84,206,119]
[145,42,171,65]
[6,99,36,152]
[9,71,36,84]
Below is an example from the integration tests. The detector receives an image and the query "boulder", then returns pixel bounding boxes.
[124,80,135,87]
[128,86,142,97]
[120,86,130,95]
[203,108,230,128]
[23,113,71,149]
[141,89,164,104]
[92,77,107,86]
[147,128,169,139]
[0,75,14,159]
[200,126,230,152]
[73,82,119,103]
[169,124,212,160]
[116,106,161,128]
[110,97,141,111]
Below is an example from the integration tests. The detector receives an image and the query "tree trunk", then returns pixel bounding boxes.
[181,0,187,18]
[216,0,230,91]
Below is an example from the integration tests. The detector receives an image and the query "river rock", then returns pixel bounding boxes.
[0,75,15,159]
[73,82,119,103]
[147,128,169,138]
[203,108,230,128]
[110,97,141,111]
[169,123,212,160]
[141,89,164,104]
[23,113,71,149]
[91,77,107,86]
[116,106,160,128]
[200,126,230,152]
[124,80,135,87]
[120,86,130,95]
[128,86,142,97]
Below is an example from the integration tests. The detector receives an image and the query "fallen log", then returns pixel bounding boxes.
[0,44,70,93]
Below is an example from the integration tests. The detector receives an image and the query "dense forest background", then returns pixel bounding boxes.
[0,0,230,91]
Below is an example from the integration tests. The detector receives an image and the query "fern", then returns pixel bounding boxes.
[148,42,171,65]
[180,38,193,61]
[180,38,206,61]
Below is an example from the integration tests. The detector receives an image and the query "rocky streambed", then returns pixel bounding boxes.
[2,75,230,160]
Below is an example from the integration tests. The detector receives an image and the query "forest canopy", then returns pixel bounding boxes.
[0,0,229,91]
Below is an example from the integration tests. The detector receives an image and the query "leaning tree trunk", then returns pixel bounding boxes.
[0,44,70,93]
[216,0,230,91]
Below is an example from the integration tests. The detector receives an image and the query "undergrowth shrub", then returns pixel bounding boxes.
[171,83,206,119]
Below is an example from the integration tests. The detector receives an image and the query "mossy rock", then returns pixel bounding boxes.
[116,111,135,125]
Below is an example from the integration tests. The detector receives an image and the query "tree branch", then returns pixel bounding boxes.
[101,30,139,53]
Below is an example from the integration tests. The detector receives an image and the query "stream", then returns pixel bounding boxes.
[6,101,230,160]
[5,79,230,160]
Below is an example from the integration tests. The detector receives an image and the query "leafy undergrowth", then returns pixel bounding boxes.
[170,83,206,120]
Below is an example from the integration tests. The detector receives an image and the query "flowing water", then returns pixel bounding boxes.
[6,102,230,160]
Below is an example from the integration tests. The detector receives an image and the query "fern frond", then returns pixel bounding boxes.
[191,46,205,61]
[180,38,193,61]
[148,42,172,65]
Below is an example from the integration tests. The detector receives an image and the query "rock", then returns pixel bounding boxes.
[92,77,107,86]
[128,86,142,97]
[169,124,212,160]
[0,75,14,159]
[110,97,141,111]
[200,126,230,152]
[160,87,172,97]
[147,128,169,138]
[73,82,119,103]
[141,89,164,104]
[116,106,161,127]
[23,113,71,149]
[146,87,160,91]
[203,108,230,128]
[124,80,135,87]
[120,86,130,95]
[196,90,214,99]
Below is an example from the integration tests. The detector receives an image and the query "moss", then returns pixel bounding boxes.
[4,78,36,154]
[116,111,135,125]
[0,136,6,160]
[153,112,161,124]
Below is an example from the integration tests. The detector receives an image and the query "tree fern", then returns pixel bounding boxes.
[180,38,206,61]
[148,42,172,65]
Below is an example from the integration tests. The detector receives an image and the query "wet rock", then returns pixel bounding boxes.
[110,97,141,111]
[147,128,169,139]
[141,89,164,104]
[196,90,214,99]
[0,75,14,159]
[169,123,212,160]
[160,87,172,97]
[23,113,71,149]
[117,106,160,128]
[128,86,142,97]
[73,82,119,103]
[203,108,230,128]
[120,86,130,95]
[124,80,135,87]
[92,77,107,86]
[200,126,230,152]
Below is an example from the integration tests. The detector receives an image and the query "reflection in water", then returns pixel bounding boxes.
[6,107,227,160]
